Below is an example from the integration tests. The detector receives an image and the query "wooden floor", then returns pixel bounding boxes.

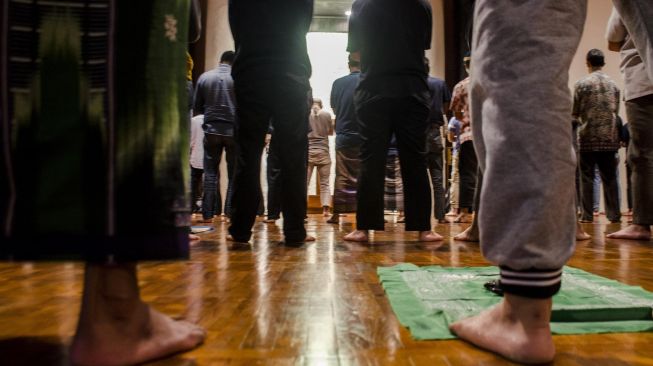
[1,214,653,365]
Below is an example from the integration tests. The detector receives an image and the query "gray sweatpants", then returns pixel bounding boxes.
[471,0,587,298]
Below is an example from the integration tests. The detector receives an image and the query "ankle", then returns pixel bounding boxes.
[503,294,552,326]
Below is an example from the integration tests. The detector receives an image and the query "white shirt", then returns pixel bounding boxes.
[190,115,205,169]
[606,8,653,101]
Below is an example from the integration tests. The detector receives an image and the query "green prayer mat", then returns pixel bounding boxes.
[377,264,653,340]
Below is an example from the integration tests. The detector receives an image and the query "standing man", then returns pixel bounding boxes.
[572,49,622,224]
[307,98,334,217]
[228,0,314,244]
[425,57,451,224]
[449,1,653,363]
[344,0,441,243]
[193,51,237,222]
[450,53,476,224]
[328,55,362,224]
[606,7,653,240]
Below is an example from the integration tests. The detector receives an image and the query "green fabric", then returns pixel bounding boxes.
[378,265,653,340]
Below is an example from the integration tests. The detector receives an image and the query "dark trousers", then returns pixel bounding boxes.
[426,130,446,221]
[626,94,653,225]
[266,142,282,220]
[580,151,621,222]
[458,141,478,212]
[190,167,203,213]
[202,134,236,219]
[229,79,310,242]
[355,94,431,232]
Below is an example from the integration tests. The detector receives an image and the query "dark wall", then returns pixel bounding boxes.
[443,0,475,90]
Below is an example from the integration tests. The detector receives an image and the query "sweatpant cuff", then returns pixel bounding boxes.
[499,266,563,299]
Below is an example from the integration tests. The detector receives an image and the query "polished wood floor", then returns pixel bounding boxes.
[1,214,653,365]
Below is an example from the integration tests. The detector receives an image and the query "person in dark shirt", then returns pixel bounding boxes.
[228,0,315,244]
[328,54,362,224]
[343,0,442,242]
[193,51,238,222]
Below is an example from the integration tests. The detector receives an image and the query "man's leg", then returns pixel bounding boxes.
[223,136,237,218]
[427,140,446,222]
[190,167,203,213]
[270,84,311,243]
[70,263,205,366]
[579,152,597,222]
[608,95,653,240]
[450,1,586,364]
[457,141,477,221]
[394,97,432,232]
[596,151,621,222]
[354,98,393,232]
[229,85,270,242]
[455,169,481,242]
[201,135,220,221]
[266,144,282,221]
[317,162,332,213]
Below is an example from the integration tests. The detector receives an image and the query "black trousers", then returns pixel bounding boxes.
[229,79,310,242]
[266,141,282,220]
[355,93,431,231]
[580,151,621,222]
[426,128,446,221]
[190,166,203,213]
[202,134,236,219]
[458,141,478,212]
[626,94,653,225]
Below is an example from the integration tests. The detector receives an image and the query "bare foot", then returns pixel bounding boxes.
[445,210,459,217]
[607,224,651,241]
[327,214,340,224]
[397,216,406,223]
[454,225,479,242]
[188,234,201,242]
[305,235,316,242]
[70,264,205,366]
[344,230,369,242]
[450,294,555,364]
[419,231,443,242]
[576,222,590,241]
[453,212,473,223]
[323,206,330,217]
[71,307,205,366]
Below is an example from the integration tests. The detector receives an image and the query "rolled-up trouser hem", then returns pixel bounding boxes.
[500,266,563,299]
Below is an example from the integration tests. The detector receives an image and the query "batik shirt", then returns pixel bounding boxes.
[450,77,472,143]
[572,71,621,152]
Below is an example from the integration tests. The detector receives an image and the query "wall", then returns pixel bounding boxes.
[204,0,234,71]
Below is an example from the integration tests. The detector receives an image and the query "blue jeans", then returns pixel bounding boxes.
[202,134,236,219]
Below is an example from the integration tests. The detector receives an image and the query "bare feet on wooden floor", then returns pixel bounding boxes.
[576,222,591,241]
[607,224,651,240]
[344,230,369,242]
[419,230,443,242]
[70,264,205,366]
[454,225,479,242]
[449,294,555,365]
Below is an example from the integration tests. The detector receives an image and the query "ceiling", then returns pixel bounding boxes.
[312,0,354,32]
[314,0,354,17]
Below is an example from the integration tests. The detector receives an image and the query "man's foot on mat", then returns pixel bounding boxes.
[419,231,443,242]
[344,230,369,242]
[607,224,651,241]
[454,226,479,242]
[449,294,555,365]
